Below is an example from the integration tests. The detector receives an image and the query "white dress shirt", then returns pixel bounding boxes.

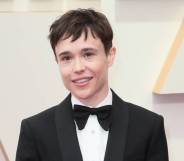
[71,89,112,161]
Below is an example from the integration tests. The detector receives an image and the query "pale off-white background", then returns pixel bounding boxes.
[0,0,184,161]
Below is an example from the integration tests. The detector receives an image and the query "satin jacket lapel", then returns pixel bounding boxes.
[55,94,83,161]
[104,91,129,161]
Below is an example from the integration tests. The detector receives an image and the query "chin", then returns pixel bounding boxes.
[73,91,93,100]
[75,94,90,100]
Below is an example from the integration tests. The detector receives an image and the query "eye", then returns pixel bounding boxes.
[60,56,72,63]
[83,52,95,59]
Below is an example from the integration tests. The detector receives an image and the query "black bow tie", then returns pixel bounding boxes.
[73,104,112,131]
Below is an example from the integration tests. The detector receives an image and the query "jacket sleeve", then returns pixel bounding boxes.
[146,116,169,161]
[16,119,40,161]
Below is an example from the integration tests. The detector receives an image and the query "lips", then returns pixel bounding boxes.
[72,77,93,86]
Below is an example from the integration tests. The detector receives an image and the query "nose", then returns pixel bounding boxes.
[73,58,85,73]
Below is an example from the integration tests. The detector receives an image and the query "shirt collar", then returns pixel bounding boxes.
[71,88,112,108]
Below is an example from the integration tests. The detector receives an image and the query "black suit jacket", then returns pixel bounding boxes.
[16,91,169,161]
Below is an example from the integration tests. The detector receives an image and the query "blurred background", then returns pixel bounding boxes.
[0,0,184,161]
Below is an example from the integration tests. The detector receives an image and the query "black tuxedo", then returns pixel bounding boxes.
[16,91,168,161]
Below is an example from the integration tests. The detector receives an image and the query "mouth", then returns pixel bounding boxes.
[72,77,93,87]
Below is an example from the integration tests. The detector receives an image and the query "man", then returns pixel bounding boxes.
[16,9,169,161]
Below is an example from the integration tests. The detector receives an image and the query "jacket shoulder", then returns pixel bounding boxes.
[21,104,59,129]
[123,101,164,131]
[112,90,162,121]
[126,101,162,120]
[28,104,58,120]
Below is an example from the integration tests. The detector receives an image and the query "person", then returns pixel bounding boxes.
[16,8,169,161]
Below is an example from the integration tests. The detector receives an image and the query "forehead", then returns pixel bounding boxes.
[55,31,104,55]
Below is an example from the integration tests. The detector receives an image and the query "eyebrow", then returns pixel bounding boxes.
[81,48,97,52]
[57,48,98,57]
[58,51,71,58]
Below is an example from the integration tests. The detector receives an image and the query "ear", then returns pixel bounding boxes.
[107,47,116,67]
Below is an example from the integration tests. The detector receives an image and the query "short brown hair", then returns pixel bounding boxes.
[48,8,113,58]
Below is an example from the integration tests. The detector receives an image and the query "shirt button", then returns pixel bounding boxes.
[91,130,95,134]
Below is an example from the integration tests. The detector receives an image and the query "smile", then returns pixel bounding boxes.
[72,77,93,86]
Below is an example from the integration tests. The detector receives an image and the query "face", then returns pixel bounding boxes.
[55,31,116,106]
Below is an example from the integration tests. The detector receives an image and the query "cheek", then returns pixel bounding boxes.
[93,62,108,78]
[59,67,70,81]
